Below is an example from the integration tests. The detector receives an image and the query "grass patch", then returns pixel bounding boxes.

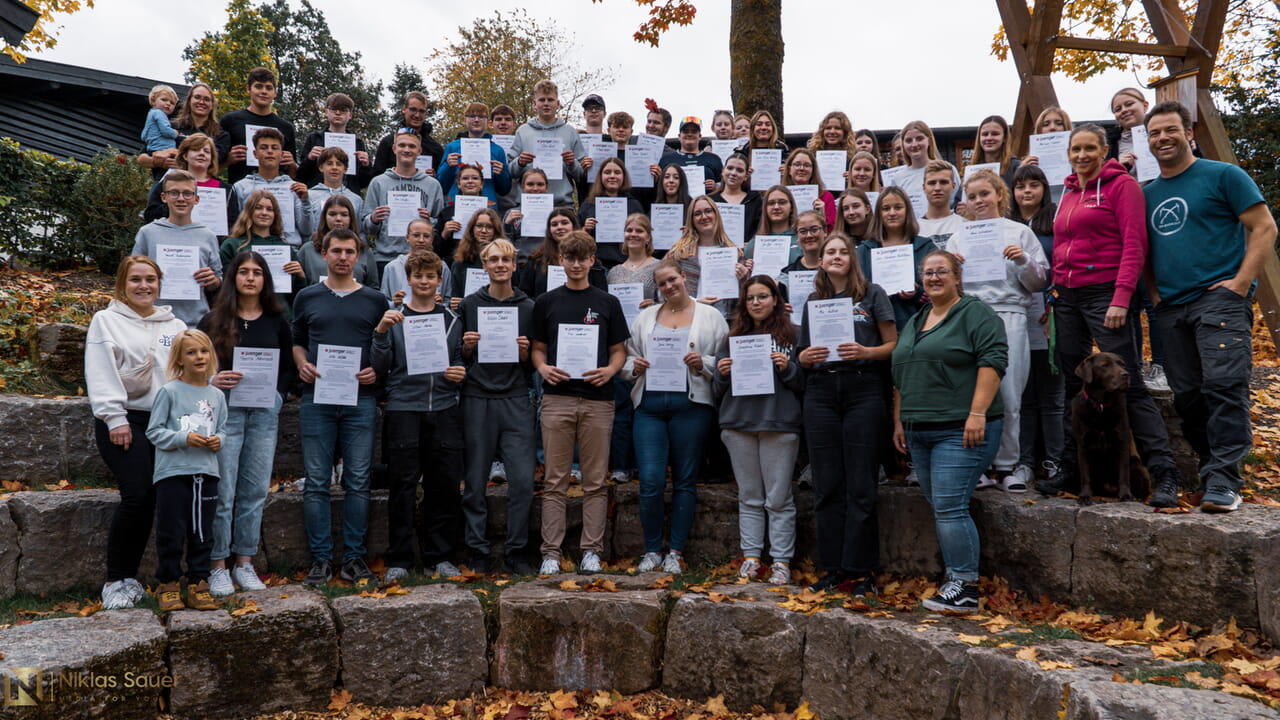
[1000,624,1085,645]
[0,586,102,625]
[1124,662,1224,688]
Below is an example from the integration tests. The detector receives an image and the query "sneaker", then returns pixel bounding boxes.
[975,473,1000,490]
[208,567,236,597]
[847,576,877,597]
[303,559,333,586]
[638,552,663,573]
[768,561,791,586]
[232,564,267,591]
[122,578,147,604]
[489,461,507,483]
[340,557,375,585]
[539,556,561,576]
[661,551,683,574]
[1004,465,1033,493]
[1200,486,1242,513]
[384,566,409,583]
[502,557,534,575]
[809,571,846,593]
[185,580,219,611]
[331,460,344,487]
[738,557,762,579]
[1037,461,1069,496]
[905,469,919,487]
[570,467,583,483]
[470,556,490,574]
[1148,469,1182,508]
[434,561,462,578]
[156,581,183,612]
[101,580,138,610]
[922,578,980,613]
[610,469,632,484]
[1144,363,1171,393]
[580,551,603,574]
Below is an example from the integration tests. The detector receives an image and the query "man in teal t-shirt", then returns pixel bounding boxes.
[1142,101,1278,512]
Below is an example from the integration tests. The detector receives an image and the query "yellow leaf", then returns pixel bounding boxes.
[590,690,613,709]
[1039,660,1075,671]
[549,689,578,710]
[385,585,410,595]
[1183,671,1221,689]
[794,700,816,720]
[559,580,581,591]
[328,688,352,710]
[707,592,729,604]
[229,600,260,617]
[704,694,729,715]
[982,615,1016,634]
[1142,610,1164,638]
[1228,658,1264,675]
[1016,646,1039,661]
[956,634,987,645]
[1149,644,1182,659]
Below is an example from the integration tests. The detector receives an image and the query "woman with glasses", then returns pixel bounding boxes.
[746,186,799,265]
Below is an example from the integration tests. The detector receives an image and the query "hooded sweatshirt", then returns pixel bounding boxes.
[457,285,535,398]
[712,335,805,434]
[945,218,1048,313]
[229,173,314,247]
[509,118,585,207]
[371,304,464,412]
[307,183,364,230]
[1052,158,1148,308]
[362,168,446,264]
[131,219,222,326]
[85,299,187,429]
[438,132,514,205]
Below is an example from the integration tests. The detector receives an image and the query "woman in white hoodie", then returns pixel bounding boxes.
[85,255,188,609]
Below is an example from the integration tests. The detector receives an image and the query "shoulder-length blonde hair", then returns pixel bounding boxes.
[166,329,218,381]
[747,110,781,149]
[113,255,163,303]
[901,120,941,162]
[783,147,826,195]
[807,111,855,154]
[585,156,632,203]
[1035,106,1073,134]
[756,185,798,235]
[668,196,733,260]
[962,169,1012,219]
[971,115,1013,175]
[455,208,506,263]
[834,190,875,239]
[812,233,868,303]
[873,186,920,242]
[229,189,283,253]
[177,133,220,175]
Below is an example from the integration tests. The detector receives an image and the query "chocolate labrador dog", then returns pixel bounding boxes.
[1070,352,1150,505]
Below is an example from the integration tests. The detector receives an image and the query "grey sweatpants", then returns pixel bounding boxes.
[721,429,799,562]
[462,395,536,559]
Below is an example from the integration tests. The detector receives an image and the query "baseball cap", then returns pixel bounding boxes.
[583,94,606,110]
[679,116,702,132]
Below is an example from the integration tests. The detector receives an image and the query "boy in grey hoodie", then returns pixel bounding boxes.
[228,127,312,247]
[131,170,222,326]
[363,130,446,272]
[508,79,585,208]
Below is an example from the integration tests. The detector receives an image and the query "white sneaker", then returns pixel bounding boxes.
[768,561,791,585]
[661,551,683,574]
[638,552,662,573]
[1144,363,1171,392]
[434,561,462,578]
[570,467,583,482]
[208,567,236,597]
[122,578,146,603]
[738,557,762,579]
[580,551,603,574]
[384,566,409,583]
[331,461,344,487]
[232,564,267,591]
[610,469,631,484]
[539,556,561,575]
[489,461,507,482]
[101,580,137,610]
[1003,465,1033,493]
[906,470,919,487]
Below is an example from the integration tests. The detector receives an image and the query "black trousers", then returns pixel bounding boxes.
[95,411,156,583]
[155,474,219,583]
[384,406,464,568]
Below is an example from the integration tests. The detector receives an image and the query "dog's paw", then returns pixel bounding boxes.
[1077,495,1095,507]
[1118,492,1134,503]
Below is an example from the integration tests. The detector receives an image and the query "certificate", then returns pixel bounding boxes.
[453,195,488,234]
[650,203,684,250]
[243,124,269,167]
[323,132,359,175]
[1028,131,1071,187]
[880,165,904,188]
[593,197,628,244]
[787,270,817,325]
[697,246,739,299]
[752,235,791,280]
[460,138,492,178]
[263,185,296,235]
[815,150,847,189]
[645,325,690,392]
[865,191,879,209]
[609,283,644,327]
[963,162,1000,183]
[387,190,420,237]
[787,184,819,212]
[1131,126,1159,182]
[683,165,706,198]
[414,155,433,173]
[314,344,360,407]
[476,307,518,363]
[870,244,917,294]
[955,219,1007,283]
[230,347,279,408]
[628,134,665,189]
[463,267,489,297]
[402,314,450,375]
[556,324,600,379]
[711,139,738,166]
[717,203,745,247]
[251,244,293,292]
[807,298,855,349]
[904,183,927,219]
[193,187,228,236]
[729,334,774,397]
[1027,292,1049,352]
[491,134,516,153]
[520,193,553,237]
[546,265,568,292]
[533,138,564,180]
[156,244,199,300]
[583,139,617,183]
[750,149,782,188]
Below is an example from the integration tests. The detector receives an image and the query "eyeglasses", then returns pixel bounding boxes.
[163,190,197,199]
[692,209,716,218]
[766,199,790,207]
[797,225,824,236]
[922,269,953,278]
[745,293,773,304]
[404,107,427,116]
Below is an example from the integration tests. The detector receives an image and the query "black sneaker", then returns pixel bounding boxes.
[340,557,375,585]
[1148,468,1183,508]
[1036,461,1070,496]
[922,578,980,613]
[303,559,332,586]
[809,571,846,593]
[469,556,490,575]
[502,556,533,575]
[846,576,877,598]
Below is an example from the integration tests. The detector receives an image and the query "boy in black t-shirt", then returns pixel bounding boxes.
[530,232,629,575]
[221,67,298,185]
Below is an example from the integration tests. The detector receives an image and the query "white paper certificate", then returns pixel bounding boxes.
[546,265,568,292]
[752,235,791,280]
[627,134,664,189]
[646,326,690,392]
[324,133,359,175]
[463,268,489,298]
[556,324,600,379]
[816,151,847,189]
[955,219,1007,283]
[871,244,917,294]
[650,203,684,250]
[1028,131,1072,187]
[533,138,565,180]
[453,195,488,234]
[807,297,855,349]
[251,245,293,292]
[156,244,200,300]
[1027,292,1049,351]
[711,140,738,166]
[584,139,617,183]
[787,184,819,212]
[905,183,928,219]
[492,134,516,154]
[717,203,745,247]
[460,138,493,178]
[697,246,739,299]
[263,185,296,236]
[1131,126,1160,182]
[476,307,518,363]
[788,270,817,325]
[414,155,433,173]
[314,344,360,406]
[963,162,1000,183]
[403,314,450,375]
[751,149,782,189]
[230,347,279,408]
[193,187,228,236]
[520,194,554,237]
[683,165,706,198]
[387,190,420,237]
[593,197,628,244]
[243,124,269,167]
[730,334,774,397]
[865,191,880,210]
[609,283,644,327]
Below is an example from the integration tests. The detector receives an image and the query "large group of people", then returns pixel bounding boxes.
[87,67,1275,614]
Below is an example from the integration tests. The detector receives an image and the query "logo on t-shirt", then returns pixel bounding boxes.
[1150,197,1188,236]
[583,308,599,324]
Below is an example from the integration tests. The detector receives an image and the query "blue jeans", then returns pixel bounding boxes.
[214,393,281,560]
[633,391,715,553]
[300,394,376,563]
[907,419,1003,582]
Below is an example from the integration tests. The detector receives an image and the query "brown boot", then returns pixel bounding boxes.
[185,580,219,611]
[156,582,183,612]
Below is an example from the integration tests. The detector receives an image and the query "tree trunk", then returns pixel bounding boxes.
[729,0,784,131]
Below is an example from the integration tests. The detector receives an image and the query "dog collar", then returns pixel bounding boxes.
[1082,387,1111,412]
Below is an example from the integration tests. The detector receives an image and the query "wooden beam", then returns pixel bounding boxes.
[1027,0,1066,76]
[1051,35,1188,57]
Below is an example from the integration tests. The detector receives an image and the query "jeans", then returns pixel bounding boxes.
[154,474,219,583]
[722,429,799,562]
[633,391,715,554]
[540,394,613,558]
[610,376,636,472]
[462,395,536,558]
[384,406,463,568]
[300,394,376,563]
[95,410,156,583]
[804,371,883,574]
[907,419,1003,582]
[1019,349,1064,469]
[213,394,281,560]
[1153,287,1254,491]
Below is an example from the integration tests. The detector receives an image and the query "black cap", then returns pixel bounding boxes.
[583,94,606,110]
